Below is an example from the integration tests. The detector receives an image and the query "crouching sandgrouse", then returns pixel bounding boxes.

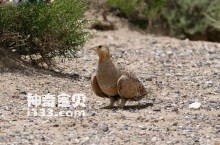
[91,45,148,107]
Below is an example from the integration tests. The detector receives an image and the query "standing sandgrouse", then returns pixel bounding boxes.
[91,45,148,107]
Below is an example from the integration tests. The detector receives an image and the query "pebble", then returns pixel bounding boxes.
[53,124,59,127]
[206,81,213,87]
[102,125,109,132]
[81,137,90,144]
[189,102,201,109]
[92,123,98,128]
[123,124,129,130]
[151,137,157,142]
[73,139,80,144]
[20,91,27,95]
[153,107,161,112]
[138,125,146,130]
[91,112,96,116]
[172,122,178,126]
[145,77,153,81]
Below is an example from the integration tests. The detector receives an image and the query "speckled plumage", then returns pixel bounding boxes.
[91,45,148,107]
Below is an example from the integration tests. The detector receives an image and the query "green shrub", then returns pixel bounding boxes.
[106,0,220,41]
[0,0,88,66]
[107,0,139,17]
[106,0,168,29]
[163,0,215,39]
[206,0,220,30]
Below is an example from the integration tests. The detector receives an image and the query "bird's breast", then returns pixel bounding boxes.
[96,61,121,96]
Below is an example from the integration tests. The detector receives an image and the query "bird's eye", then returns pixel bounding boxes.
[98,45,102,49]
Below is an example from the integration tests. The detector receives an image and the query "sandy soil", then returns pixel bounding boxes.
[0,13,220,145]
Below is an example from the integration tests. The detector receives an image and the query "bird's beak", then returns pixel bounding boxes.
[91,47,97,51]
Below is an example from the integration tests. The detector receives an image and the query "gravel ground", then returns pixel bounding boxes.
[0,14,220,145]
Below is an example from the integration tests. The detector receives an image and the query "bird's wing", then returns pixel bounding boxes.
[91,74,108,98]
[117,71,148,100]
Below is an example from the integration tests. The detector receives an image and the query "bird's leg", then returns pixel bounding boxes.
[119,98,127,108]
[108,96,117,108]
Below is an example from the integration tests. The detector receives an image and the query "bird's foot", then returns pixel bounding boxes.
[118,98,127,108]
[103,97,117,109]
[109,97,116,107]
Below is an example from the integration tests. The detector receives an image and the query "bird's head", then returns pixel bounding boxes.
[92,45,111,62]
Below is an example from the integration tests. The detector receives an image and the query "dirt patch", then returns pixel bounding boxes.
[0,13,220,145]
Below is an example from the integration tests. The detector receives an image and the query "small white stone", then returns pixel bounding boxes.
[151,137,157,142]
[138,125,146,130]
[189,102,201,109]
[73,139,80,144]
[81,137,89,143]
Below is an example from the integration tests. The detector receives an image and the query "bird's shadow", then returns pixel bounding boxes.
[101,102,153,110]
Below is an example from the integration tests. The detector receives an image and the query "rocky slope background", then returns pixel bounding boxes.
[0,4,220,145]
